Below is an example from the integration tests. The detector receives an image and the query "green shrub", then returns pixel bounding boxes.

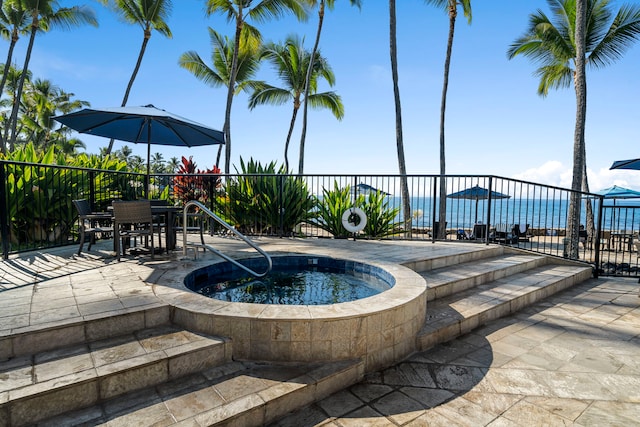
[311,182,400,239]
[221,158,316,235]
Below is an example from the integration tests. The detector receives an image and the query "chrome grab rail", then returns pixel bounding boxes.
[181,200,272,277]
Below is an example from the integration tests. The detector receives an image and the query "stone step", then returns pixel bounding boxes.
[1,304,171,361]
[34,359,364,427]
[417,264,593,351]
[0,325,231,426]
[420,253,549,301]
[401,244,505,273]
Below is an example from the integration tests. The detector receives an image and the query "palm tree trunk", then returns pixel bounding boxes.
[582,146,595,242]
[221,7,244,175]
[389,0,411,233]
[7,13,38,149]
[437,6,457,239]
[105,30,151,155]
[0,36,18,154]
[284,103,300,173]
[568,0,588,258]
[298,0,325,175]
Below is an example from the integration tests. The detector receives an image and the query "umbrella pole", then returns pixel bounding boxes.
[146,123,151,199]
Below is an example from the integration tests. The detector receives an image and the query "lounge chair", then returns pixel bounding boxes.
[514,224,530,242]
[72,199,113,255]
[494,223,518,244]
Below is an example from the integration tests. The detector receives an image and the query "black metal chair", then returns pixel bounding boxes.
[112,200,155,261]
[72,199,113,255]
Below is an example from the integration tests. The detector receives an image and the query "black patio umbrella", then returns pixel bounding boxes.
[53,104,225,196]
[447,185,511,224]
[610,158,640,171]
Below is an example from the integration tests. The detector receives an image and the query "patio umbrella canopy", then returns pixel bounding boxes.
[595,185,640,200]
[447,185,511,224]
[610,158,640,171]
[53,104,225,195]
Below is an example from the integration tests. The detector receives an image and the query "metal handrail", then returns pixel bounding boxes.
[181,200,272,277]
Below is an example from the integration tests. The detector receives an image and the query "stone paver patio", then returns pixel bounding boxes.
[0,237,639,426]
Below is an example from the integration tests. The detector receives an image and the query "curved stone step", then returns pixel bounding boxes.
[417,264,593,351]
[421,253,549,301]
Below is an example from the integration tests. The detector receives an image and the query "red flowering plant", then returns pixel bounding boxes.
[172,156,221,206]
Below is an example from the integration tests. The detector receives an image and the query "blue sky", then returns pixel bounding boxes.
[13,0,640,191]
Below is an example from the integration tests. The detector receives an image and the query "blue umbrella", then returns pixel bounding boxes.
[53,104,225,195]
[595,185,640,200]
[447,185,511,223]
[610,158,640,171]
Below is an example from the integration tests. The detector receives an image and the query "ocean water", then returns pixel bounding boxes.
[386,197,640,232]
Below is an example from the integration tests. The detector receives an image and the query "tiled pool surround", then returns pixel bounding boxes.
[156,254,427,372]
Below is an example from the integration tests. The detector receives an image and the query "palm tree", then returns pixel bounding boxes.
[389,0,411,233]
[102,0,172,155]
[205,0,308,174]
[5,0,97,150]
[0,0,30,153]
[167,156,179,173]
[426,0,471,239]
[179,27,261,167]
[298,0,361,175]
[508,0,640,257]
[0,64,29,151]
[248,35,344,172]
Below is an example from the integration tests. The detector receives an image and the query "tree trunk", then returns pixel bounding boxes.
[284,101,300,173]
[437,5,457,239]
[222,7,244,175]
[389,0,411,233]
[7,13,38,149]
[568,0,588,258]
[298,1,325,175]
[105,29,151,155]
[0,33,19,154]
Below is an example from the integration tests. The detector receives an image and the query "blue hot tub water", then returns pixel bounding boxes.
[184,255,394,305]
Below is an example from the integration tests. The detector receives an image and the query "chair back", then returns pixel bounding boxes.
[112,200,153,224]
[72,199,92,217]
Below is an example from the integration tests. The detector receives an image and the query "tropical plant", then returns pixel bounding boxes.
[101,0,173,154]
[508,0,640,257]
[425,0,472,239]
[221,157,316,235]
[298,0,361,175]
[205,0,309,174]
[249,34,344,172]
[361,190,401,238]
[172,155,221,206]
[179,27,261,166]
[311,182,400,239]
[308,181,358,238]
[5,0,97,150]
[389,0,411,233]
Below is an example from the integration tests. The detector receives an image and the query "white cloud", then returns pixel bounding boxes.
[511,160,640,192]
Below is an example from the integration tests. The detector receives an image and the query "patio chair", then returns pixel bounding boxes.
[472,223,488,240]
[112,200,155,261]
[72,199,113,255]
[514,224,530,242]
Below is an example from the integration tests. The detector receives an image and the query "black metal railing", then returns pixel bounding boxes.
[3,160,638,278]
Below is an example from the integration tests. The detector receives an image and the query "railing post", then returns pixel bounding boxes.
[278,174,284,238]
[485,176,493,245]
[0,162,9,259]
[88,170,97,210]
[431,178,438,243]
